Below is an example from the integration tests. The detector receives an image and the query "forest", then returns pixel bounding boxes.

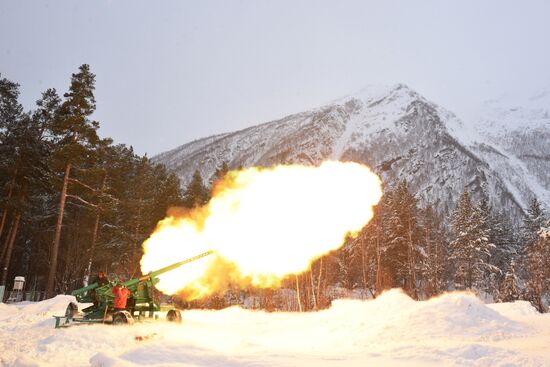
[0,65,182,299]
[183,174,550,313]
[1,65,549,312]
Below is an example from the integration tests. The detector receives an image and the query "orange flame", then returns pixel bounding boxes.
[140,161,382,299]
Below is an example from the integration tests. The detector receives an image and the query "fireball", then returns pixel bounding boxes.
[140,161,382,299]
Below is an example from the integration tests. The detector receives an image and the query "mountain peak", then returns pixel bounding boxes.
[328,83,424,113]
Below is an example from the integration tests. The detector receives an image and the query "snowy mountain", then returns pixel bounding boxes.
[469,91,550,211]
[154,84,550,223]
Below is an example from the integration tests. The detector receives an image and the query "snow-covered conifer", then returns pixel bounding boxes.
[450,190,496,292]
[521,197,547,248]
[419,204,447,297]
[183,170,209,208]
[524,220,550,312]
[498,260,521,302]
[381,181,422,298]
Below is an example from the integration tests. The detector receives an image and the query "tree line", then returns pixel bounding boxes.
[337,183,549,310]
[182,173,550,313]
[0,65,182,298]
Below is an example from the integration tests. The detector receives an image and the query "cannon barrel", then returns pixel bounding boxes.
[123,250,214,287]
[72,250,214,298]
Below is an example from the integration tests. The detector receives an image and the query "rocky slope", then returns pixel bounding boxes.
[154,84,550,224]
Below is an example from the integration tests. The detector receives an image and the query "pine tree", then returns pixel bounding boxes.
[150,164,182,220]
[498,260,521,302]
[7,89,61,295]
[382,181,422,298]
[419,204,447,297]
[521,197,547,248]
[183,170,208,208]
[79,138,115,286]
[0,76,24,132]
[0,76,24,243]
[489,211,519,286]
[211,161,229,184]
[524,220,550,312]
[449,190,495,291]
[46,64,100,297]
[33,88,61,137]
[127,156,156,276]
[352,198,385,297]
[0,116,51,287]
[476,195,500,295]
[335,240,358,290]
[0,77,53,288]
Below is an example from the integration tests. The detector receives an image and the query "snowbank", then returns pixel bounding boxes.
[1,290,549,367]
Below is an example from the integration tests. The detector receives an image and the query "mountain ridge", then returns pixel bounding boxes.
[153,84,550,224]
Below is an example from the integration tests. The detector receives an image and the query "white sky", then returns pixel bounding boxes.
[1,0,549,155]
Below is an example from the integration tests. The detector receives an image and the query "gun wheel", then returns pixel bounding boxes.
[65,302,78,320]
[112,311,134,325]
[166,309,182,323]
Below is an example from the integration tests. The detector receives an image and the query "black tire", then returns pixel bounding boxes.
[166,309,182,323]
[112,311,134,325]
[65,302,78,320]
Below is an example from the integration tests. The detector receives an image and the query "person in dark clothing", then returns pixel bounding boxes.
[90,272,110,306]
[95,271,109,286]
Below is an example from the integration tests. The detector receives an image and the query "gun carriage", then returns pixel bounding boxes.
[54,250,213,328]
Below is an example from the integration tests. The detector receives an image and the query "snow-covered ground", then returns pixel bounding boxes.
[1,290,550,367]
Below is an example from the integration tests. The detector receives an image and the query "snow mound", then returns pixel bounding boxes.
[488,300,541,318]
[0,290,547,367]
[0,295,78,325]
[324,290,526,343]
[402,291,526,341]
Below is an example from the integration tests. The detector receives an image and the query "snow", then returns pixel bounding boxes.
[464,88,550,211]
[330,84,421,159]
[152,83,550,229]
[2,290,550,366]
[472,91,550,134]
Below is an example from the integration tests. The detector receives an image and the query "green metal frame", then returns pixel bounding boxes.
[54,251,213,328]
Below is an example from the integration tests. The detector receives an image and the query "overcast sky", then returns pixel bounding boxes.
[1,1,549,155]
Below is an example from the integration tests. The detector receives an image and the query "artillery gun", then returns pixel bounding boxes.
[54,250,213,328]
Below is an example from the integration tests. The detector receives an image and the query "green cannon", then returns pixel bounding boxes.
[54,250,213,328]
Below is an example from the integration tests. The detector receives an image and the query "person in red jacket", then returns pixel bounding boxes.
[112,283,131,311]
